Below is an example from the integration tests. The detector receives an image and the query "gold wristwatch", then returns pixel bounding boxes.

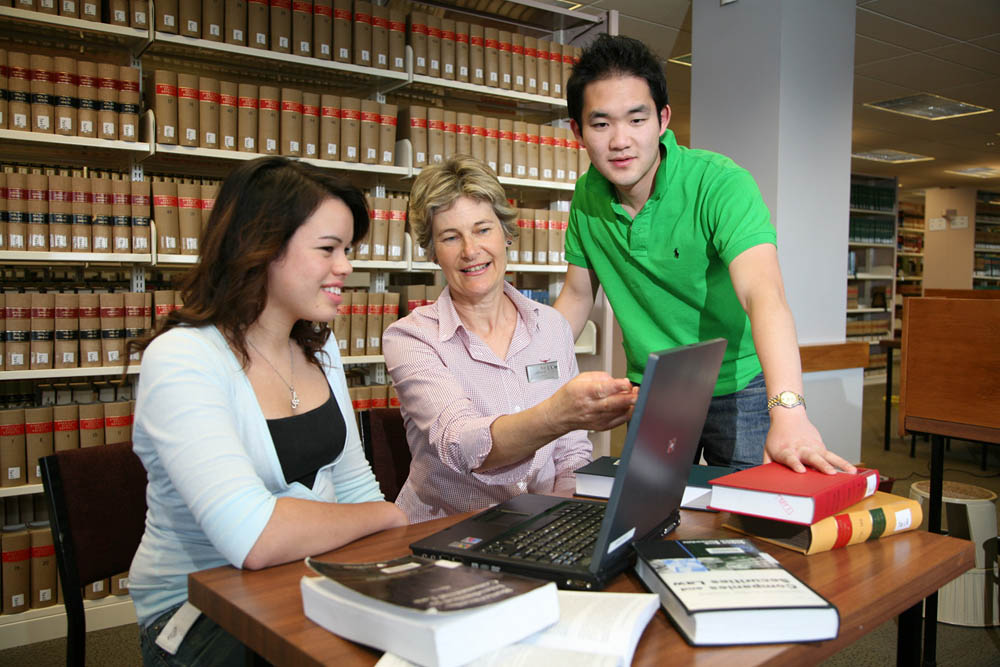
[767,391,806,411]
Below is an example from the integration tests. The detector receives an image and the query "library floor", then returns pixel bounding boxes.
[4,369,1000,666]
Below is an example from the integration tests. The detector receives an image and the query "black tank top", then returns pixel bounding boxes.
[266,387,346,489]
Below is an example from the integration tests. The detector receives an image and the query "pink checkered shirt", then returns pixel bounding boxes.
[383,282,592,523]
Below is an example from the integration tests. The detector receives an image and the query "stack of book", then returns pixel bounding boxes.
[707,463,922,555]
[633,464,922,647]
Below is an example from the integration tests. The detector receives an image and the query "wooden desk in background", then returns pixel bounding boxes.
[899,297,1000,663]
[189,509,973,667]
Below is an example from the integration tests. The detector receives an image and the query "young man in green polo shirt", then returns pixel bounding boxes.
[553,34,853,475]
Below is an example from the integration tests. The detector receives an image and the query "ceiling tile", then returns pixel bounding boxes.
[665,61,691,105]
[670,29,691,57]
[855,34,912,66]
[853,74,917,103]
[856,53,996,92]
[936,77,1000,108]
[586,0,690,29]
[925,43,1000,76]
[972,34,1000,52]
[615,14,682,65]
[855,8,956,51]
[858,0,1000,41]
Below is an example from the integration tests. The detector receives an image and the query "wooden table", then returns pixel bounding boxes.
[189,509,973,667]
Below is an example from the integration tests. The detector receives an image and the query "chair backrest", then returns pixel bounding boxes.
[362,408,411,502]
[899,297,1000,443]
[40,441,148,667]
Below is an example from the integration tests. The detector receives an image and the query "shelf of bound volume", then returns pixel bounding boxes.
[848,175,898,381]
[974,192,1000,289]
[0,594,136,649]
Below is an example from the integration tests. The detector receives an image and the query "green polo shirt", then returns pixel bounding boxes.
[565,129,775,395]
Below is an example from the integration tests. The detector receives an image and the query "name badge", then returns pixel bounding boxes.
[525,361,559,383]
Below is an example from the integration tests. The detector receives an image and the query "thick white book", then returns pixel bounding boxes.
[375,590,660,667]
[301,555,559,667]
[634,538,839,646]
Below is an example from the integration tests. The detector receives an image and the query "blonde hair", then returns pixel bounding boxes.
[408,154,518,261]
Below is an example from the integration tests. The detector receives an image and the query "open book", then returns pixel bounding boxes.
[375,590,659,667]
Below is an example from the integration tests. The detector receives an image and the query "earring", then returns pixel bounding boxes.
[506,239,513,246]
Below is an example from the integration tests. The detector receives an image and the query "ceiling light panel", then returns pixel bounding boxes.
[852,149,935,163]
[943,167,1000,178]
[864,93,993,120]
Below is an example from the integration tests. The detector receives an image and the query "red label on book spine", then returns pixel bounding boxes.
[2,549,29,563]
[832,514,854,549]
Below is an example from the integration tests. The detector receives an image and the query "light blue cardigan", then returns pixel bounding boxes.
[128,325,383,626]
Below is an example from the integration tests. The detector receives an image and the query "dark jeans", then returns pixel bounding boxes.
[698,372,768,470]
[140,602,247,667]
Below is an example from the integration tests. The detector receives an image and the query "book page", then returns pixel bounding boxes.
[681,486,712,510]
[520,590,658,657]
[375,590,657,667]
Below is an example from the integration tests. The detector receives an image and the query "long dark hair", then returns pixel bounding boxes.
[129,157,369,369]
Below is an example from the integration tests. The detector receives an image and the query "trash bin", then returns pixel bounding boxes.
[910,480,999,627]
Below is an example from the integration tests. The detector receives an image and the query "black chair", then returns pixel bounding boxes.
[359,408,411,502]
[39,442,148,667]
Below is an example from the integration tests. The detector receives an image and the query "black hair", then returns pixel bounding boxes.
[566,34,670,129]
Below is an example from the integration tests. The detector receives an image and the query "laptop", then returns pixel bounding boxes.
[410,338,726,590]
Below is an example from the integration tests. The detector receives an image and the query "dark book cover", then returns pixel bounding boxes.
[306,555,547,612]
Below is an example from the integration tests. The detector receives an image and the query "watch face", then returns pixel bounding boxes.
[779,391,797,406]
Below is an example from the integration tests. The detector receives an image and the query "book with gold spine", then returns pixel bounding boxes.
[724,491,922,555]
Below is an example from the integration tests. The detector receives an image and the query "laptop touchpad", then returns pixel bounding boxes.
[475,507,531,527]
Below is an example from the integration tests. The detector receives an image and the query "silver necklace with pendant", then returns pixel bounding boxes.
[248,338,300,410]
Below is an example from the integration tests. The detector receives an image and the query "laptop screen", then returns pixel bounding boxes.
[587,338,726,573]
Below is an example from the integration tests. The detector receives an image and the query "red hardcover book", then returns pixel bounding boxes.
[708,462,879,525]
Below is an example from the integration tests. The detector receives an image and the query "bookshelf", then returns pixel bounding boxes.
[974,191,1000,290]
[847,175,897,379]
[895,200,925,335]
[0,0,615,649]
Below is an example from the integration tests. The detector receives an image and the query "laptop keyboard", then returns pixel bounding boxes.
[480,502,605,567]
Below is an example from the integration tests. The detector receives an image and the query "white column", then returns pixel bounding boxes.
[690,0,862,462]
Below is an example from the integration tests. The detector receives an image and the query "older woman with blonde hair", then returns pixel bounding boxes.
[383,155,637,523]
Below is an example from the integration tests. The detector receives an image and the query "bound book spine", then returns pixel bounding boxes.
[810,495,921,553]
[814,469,878,521]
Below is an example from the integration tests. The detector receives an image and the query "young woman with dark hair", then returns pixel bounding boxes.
[128,156,406,666]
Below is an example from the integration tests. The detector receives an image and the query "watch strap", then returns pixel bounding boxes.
[767,391,806,411]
